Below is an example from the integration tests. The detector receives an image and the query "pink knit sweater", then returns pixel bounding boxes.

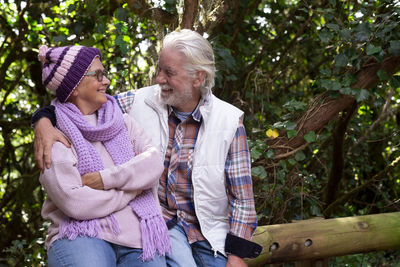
[40,113,164,250]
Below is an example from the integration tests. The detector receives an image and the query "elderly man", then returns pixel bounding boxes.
[32,29,262,267]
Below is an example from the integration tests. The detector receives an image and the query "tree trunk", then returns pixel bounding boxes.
[264,55,400,161]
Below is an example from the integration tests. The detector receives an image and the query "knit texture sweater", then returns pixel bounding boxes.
[40,113,164,252]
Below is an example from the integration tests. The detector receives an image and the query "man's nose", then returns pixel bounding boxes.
[156,71,166,84]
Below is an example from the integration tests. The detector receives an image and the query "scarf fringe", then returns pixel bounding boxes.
[139,214,172,261]
[59,214,120,240]
[59,217,101,240]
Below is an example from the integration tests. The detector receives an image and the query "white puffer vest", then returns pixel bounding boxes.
[129,85,243,255]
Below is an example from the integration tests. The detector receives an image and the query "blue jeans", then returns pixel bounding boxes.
[166,224,227,267]
[48,237,166,267]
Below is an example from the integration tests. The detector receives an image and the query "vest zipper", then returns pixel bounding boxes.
[213,248,218,258]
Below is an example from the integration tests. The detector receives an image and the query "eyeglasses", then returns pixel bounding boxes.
[84,69,108,82]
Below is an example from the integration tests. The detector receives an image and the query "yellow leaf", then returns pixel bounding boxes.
[266,129,279,139]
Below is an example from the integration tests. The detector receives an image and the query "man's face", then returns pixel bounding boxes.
[156,47,201,112]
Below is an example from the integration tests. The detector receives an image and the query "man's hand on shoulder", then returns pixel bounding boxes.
[34,118,70,171]
[226,254,247,267]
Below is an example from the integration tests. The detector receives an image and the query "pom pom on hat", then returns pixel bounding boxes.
[39,45,102,102]
[38,45,49,63]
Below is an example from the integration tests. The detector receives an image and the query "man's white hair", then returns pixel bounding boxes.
[162,29,216,96]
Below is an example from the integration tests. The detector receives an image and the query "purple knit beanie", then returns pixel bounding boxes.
[38,45,102,102]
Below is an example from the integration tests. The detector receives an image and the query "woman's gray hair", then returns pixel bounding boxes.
[162,29,216,96]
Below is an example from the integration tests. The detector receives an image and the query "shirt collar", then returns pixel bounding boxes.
[167,94,209,122]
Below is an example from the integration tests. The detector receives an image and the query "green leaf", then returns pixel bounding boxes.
[366,44,382,55]
[339,87,351,95]
[319,29,333,43]
[342,73,357,87]
[377,69,388,81]
[73,23,84,35]
[277,169,286,182]
[284,121,297,130]
[304,131,316,143]
[283,100,307,111]
[388,40,400,56]
[53,34,67,43]
[273,121,285,129]
[334,53,349,68]
[115,7,130,21]
[320,79,341,91]
[266,149,275,158]
[251,166,267,179]
[295,151,306,161]
[250,148,262,160]
[339,29,351,41]
[287,130,298,138]
[390,75,400,88]
[353,89,370,102]
[96,23,106,34]
[327,23,339,32]
[67,4,76,13]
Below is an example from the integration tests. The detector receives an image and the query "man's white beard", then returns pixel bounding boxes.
[159,85,194,108]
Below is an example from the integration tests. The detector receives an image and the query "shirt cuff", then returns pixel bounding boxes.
[225,233,262,259]
[31,105,57,127]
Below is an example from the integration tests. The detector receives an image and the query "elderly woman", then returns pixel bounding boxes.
[37,45,170,267]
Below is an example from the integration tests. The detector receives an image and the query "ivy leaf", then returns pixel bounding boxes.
[53,34,67,43]
[284,121,297,130]
[266,149,275,159]
[353,89,370,102]
[115,7,129,21]
[366,44,382,55]
[287,129,298,138]
[327,23,339,32]
[390,75,400,88]
[320,79,342,91]
[319,29,333,43]
[388,40,400,56]
[115,35,128,54]
[251,166,267,179]
[67,4,76,12]
[295,151,306,161]
[334,53,349,68]
[339,87,351,95]
[304,131,316,143]
[339,29,351,41]
[283,100,307,111]
[215,47,236,69]
[273,121,285,129]
[377,69,388,81]
[342,73,357,87]
[250,148,262,160]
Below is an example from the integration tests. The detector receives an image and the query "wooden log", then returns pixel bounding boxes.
[246,212,400,266]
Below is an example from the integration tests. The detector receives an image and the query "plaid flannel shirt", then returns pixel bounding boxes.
[114,91,257,243]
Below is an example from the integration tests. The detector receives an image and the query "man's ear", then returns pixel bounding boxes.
[193,71,205,88]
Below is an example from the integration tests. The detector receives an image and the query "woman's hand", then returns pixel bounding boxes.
[82,172,104,190]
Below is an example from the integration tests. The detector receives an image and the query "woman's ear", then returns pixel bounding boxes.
[71,89,79,97]
[193,71,205,88]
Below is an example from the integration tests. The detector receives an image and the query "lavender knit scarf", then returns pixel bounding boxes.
[53,95,170,261]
